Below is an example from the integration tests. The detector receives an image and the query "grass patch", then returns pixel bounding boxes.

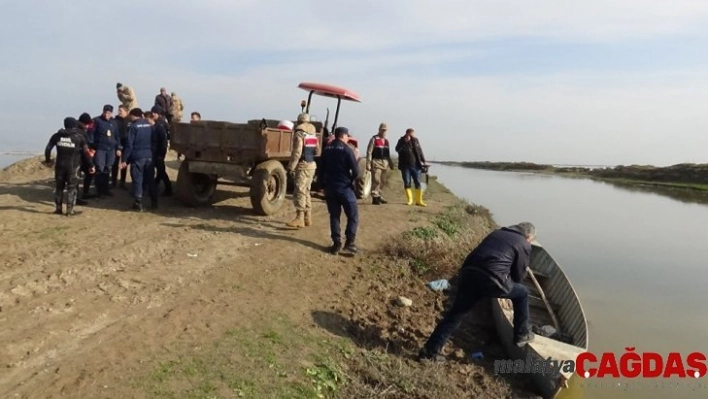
[134,317,349,399]
[382,201,496,279]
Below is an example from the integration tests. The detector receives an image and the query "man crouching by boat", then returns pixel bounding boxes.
[418,222,537,362]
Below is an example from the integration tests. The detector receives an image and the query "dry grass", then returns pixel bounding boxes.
[382,201,497,279]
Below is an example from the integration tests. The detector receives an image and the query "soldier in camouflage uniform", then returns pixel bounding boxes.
[171,92,184,123]
[366,122,395,204]
[285,113,318,228]
[116,83,138,110]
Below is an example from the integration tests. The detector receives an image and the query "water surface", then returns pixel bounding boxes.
[432,164,708,399]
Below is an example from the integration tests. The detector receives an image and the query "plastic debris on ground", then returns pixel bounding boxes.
[426,279,450,291]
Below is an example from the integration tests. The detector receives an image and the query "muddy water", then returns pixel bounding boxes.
[432,164,708,399]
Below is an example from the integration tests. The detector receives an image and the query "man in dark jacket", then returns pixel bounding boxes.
[317,126,360,255]
[77,112,95,203]
[149,106,172,195]
[120,108,158,211]
[394,128,428,207]
[111,105,131,189]
[92,104,121,197]
[43,117,96,216]
[418,223,538,362]
[154,88,173,124]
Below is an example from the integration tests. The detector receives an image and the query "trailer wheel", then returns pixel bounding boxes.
[355,158,372,199]
[250,160,287,216]
[176,161,217,207]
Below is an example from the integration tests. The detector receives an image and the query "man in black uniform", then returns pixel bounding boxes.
[44,117,96,216]
[120,108,159,211]
[149,105,172,196]
[111,105,131,189]
[77,112,95,203]
[317,126,360,255]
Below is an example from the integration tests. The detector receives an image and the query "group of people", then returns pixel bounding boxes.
[44,99,540,361]
[44,83,202,215]
[282,113,540,358]
[284,114,431,255]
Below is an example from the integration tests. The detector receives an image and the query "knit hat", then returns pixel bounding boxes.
[151,105,164,115]
[63,117,78,129]
[78,113,92,125]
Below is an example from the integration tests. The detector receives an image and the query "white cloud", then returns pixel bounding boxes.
[2,1,708,166]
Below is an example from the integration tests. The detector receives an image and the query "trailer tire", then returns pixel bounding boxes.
[355,158,372,199]
[250,160,287,216]
[176,161,217,207]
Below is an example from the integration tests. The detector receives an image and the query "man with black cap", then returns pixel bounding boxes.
[317,126,360,255]
[43,117,96,216]
[120,108,158,211]
[148,106,171,196]
[111,105,131,189]
[92,105,121,197]
[77,112,95,203]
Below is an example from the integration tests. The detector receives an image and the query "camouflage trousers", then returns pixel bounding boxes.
[371,167,386,198]
[293,169,315,212]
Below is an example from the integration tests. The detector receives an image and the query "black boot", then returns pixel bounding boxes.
[54,192,63,214]
[343,238,358,253]
[372,196,381,205]
[379,197,388,204]
[329,240,343,255]
[66,190,77,216]
[133,200,144,212]
[151,198,158,210]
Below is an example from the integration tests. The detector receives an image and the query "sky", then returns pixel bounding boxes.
[2,0,708,166]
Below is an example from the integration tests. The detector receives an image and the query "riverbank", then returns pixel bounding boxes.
[433,161,708,191]
[0,155,539,398]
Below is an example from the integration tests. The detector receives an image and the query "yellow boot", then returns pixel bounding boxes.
[304,210,312,226]
[415,188,427,207]
[286,211,305,228]
[405,188,413,205]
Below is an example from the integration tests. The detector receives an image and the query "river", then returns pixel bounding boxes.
[432,164,708,399]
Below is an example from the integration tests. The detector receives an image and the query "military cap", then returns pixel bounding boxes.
[379,122,387,130]
[297,113,310,123]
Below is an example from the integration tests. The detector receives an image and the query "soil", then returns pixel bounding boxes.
[0,153,537,398]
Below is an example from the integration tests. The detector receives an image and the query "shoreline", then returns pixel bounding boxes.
[431,160,708,191]
[0,155,542,398]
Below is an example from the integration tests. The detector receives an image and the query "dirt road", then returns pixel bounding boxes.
[0,155,536,398]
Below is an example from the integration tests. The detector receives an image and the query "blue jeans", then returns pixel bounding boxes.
[401,167,422,189]
[324,186,358,243]
[94,149,115,194]
[129,158,156,202]
[422,270,530,355]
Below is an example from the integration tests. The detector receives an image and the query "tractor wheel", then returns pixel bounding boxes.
[176,161,217,207]
[250,160,287,216]
[355,158,372,200]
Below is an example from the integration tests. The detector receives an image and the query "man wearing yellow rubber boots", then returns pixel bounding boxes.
[395,128,428,206]
[286,113,318,228]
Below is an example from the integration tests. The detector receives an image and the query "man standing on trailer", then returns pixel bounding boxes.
[285,113,318,228]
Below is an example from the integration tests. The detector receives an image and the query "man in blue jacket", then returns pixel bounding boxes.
[92,104,121,197]
[418,222,538,362]
[120,108,157,212]
[317,126,360,255]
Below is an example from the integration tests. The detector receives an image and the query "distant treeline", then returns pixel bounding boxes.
[432,161,708,189]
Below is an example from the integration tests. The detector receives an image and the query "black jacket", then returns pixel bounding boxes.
[395,136,426,170]
[317,138,359,191]
[45,128,94,169]
[154,94,173,117]
[113,116,130,147]
[152,120,169,160]
[460,226,531,295]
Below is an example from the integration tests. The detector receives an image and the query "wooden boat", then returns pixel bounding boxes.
[491,241,588,399]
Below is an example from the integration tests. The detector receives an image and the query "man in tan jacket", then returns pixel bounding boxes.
[116,83,138,110]
[285,113,318,228]
[366,122,395,204]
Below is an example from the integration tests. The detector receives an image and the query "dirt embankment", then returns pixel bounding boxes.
[0,154,539,398]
